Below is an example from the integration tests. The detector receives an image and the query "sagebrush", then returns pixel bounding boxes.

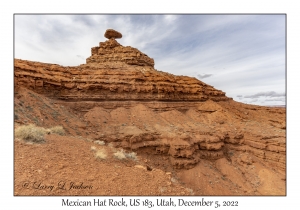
[94,148,107,160]
[48,126,65,135]
[113,149,137,161]
[15,124,65,143]
[113,150,127,160]
[15,124,46,143]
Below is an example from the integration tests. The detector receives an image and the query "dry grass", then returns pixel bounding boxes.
[15,124,65,143]
[94,148,107,160]
[15,124,47,143]
[94,140,105,145]
[125,152,138,160]
[48,126,65,135]
[91,143,138,162]
[114,149,138,161]
[114,150,127,160]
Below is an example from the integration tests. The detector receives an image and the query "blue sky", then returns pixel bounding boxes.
[14,14,286,106]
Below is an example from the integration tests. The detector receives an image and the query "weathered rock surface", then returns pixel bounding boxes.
[104,29,122,39]
[87,39,155,67]
[14,29,285,195]
[15,28,229,102]
[14,85,286,172]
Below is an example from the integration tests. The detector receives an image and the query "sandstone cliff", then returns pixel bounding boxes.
[14,29,286,195]
[14,28,228,102]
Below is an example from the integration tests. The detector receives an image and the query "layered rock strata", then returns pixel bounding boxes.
[15,29,228,102]
[14,59,228,102]
[14,29,285,171]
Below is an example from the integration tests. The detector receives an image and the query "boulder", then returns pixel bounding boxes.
[104,29,122,39]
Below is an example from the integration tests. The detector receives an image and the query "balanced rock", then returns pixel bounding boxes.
[104,29,122,39]
[88,30,154,67]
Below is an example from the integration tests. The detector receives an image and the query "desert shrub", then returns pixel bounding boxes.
[114,150,127,160]
[95,148,107,160]
[114,149,138,161]
[49,126,65,135]
[125,152,138,161]
[94,140,105,145]
[15,124,66,143]
[15,124,46,143]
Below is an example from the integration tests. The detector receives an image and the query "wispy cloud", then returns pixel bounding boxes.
[76,55,85,60]
[265,98,286,102]
[244,91,285,99]
[197,74,213,79]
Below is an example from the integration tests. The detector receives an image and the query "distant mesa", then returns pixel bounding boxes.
[104,29,122,39]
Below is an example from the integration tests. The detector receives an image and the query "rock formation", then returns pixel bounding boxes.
[14,28,228,102]
[104,29,122,39]
[14,29,285,174]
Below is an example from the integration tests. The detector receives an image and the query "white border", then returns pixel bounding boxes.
[3,0,297,209]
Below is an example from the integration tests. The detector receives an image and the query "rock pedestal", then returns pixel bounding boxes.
[87,29,154,67]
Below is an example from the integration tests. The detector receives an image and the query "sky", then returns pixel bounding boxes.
[14,14,286,106]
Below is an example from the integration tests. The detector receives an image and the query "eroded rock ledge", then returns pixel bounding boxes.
[14,29,229,102]
[14,59,228,102]
[14,29,285,172]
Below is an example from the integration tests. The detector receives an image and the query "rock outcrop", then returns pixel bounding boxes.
[104,29,122,39]
[87,39,155,67]
[14,29,228,102]
[14,29,285,173]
